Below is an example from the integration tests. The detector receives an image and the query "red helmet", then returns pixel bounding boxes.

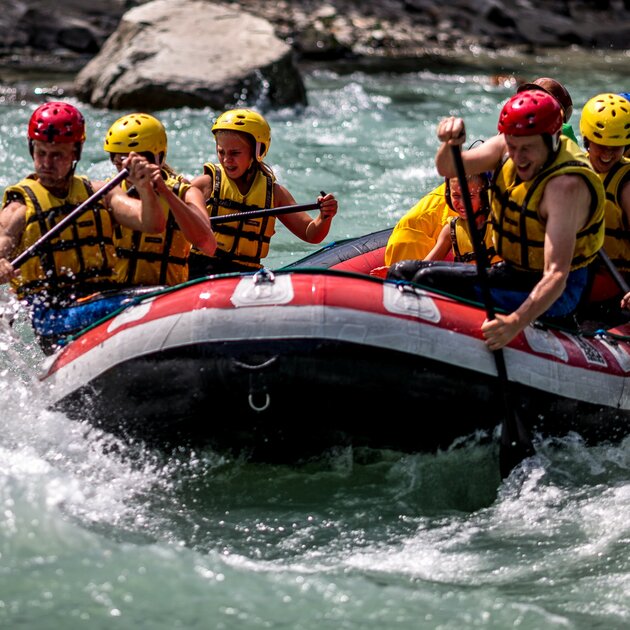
[497,90,563,136]
[28,102,86,144]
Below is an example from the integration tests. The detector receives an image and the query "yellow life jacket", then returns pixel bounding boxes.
[449,217,501,264]
[490,137,605,271]
[113,171,192,286]
[3,174,118,302]
[384,183,457,265]
[192,163,275,269]
[597,158,630,273]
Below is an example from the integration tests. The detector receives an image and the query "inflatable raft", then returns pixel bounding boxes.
[39,229,630,461]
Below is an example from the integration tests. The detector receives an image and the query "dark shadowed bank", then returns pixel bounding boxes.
[1,0,630,99]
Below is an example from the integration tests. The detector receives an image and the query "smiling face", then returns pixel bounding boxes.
[449,177,487,222]
[504,134,550,181]
[586,140,625,174]
[215,130,255,181]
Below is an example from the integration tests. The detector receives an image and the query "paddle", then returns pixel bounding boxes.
[11,168,129,268]
[210,200,322,225]
[450,144,535,479]
[598,249,630,293]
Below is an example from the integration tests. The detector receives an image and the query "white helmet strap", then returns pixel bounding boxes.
[551,131,561,152]
[255,141,265,161]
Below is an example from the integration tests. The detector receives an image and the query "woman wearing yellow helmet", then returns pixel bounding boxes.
[104,113,216,287]
[189,108,338,277]
[580,93,630,274]
[578,93,630,318]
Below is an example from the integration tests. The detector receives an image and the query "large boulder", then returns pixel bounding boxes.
[73,0,307,110]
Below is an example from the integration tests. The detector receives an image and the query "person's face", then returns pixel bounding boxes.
[215,131,254,179]
[449,178,485,220]
[586,141,625,174]
[109,152,128,172]
[504,134,549,181]
[32,140,77,189]
[110,151,157,172]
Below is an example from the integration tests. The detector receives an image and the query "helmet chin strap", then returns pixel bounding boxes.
[255,141,264,161]
[542,131,561,157]
[551,131,561,152]
[537,132,561,173]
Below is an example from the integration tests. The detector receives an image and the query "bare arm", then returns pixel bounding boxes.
[101,153,167,233]
[423,223,452,261]
[481,174,592,349]
[435,117,504,178]
[276,183,338,243]
[0,200,27,283]
[190,173,212,201]
[153,175,216,255]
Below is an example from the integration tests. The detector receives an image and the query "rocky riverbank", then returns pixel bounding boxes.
[1,0,630,100]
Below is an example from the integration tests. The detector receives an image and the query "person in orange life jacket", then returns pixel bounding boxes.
[188,108,338,278]
[423,172,500,264]
[0,102,167,353]
[389,90,606,350]
[103,113,216,287]
[575,93,630,319]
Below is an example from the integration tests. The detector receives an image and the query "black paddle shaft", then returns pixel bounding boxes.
[209,200,322,225]
[450,144,535,478]
[598,248,630,293]
[11,168,129,268]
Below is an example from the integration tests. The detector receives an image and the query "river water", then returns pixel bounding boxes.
[0,51,629,628]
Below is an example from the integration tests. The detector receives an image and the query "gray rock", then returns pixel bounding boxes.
[3,1,630,106]
[73,0,307,110]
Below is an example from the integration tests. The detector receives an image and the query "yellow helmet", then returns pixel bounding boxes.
[580,93,630,146]
[211,109,271,160]
[103,113,167,161]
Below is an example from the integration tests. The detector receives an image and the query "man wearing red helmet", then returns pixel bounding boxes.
[383,78,577,273]
[0,101,167,352]
[393,90,605,350]
[516,77,577,144]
